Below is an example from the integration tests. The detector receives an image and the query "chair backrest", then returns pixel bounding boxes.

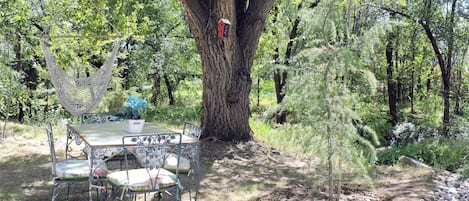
[46,124,58,177]
[81,113,124,124]
[183,122,202,140]
[122,133,182,190]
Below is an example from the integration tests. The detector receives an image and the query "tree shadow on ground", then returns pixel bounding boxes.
[0,149,93,201]
[0,153,53,201]
[197,139,329,201]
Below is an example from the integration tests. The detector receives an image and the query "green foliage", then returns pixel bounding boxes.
[354,100,391,145]
[252,120,318,156]
[250,79,276,115]
[144,79,202,125]
[377,137,469,173]
[0,65,21,119]
[259,2,385,184]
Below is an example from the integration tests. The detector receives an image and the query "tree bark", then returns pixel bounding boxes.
[454,66,462,115]
[15,33,24,122]
[386,26,398,127]
[410,27,418,114]
[454,47,466,115]
[163,74,175,105]
[150,72,161,105]
[181,0,275,141]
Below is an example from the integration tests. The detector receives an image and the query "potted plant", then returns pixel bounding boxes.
[120,95,148,133]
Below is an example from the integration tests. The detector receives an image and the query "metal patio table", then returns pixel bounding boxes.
[66,122,200,201]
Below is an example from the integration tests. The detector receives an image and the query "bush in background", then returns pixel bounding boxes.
[377,136,469,176]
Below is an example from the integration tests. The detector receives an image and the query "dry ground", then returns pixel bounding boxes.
[0,134,437,201]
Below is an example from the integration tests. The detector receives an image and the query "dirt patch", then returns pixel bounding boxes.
[0,135,451,201]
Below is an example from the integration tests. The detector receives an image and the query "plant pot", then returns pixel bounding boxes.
[123,119,145,133]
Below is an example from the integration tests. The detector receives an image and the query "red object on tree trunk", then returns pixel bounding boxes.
[217,18,231,39]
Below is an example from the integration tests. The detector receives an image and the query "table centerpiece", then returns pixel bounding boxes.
[120,95,148,133]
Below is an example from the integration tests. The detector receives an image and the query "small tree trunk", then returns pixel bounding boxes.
[163,74,175,105]
[419,0,458,135]
[327,105,334,200]
[15,33,24,122]
[426,63,435,96]
[386,29,398,127]
[410,27,418,114]
[150,72,161,105]
[454,47,466,115]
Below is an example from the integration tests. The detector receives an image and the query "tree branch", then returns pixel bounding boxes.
[31,20,44,33]
[236,0,247,29]
[378,6,412,19]
[377,5,446,73]
[180,0,210,37]
[238,0,275,53]
[310,0,321,9]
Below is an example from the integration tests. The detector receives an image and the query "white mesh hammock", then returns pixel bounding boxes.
[40,40,120,115]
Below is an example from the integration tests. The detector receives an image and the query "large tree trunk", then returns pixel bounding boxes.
[181,0,275,141]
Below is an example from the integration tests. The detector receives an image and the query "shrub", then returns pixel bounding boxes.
[389,121,439,146]
[377,137,469,173]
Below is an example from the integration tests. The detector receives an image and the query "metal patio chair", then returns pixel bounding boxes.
[46,123,109,201]
[106,133,183,201]
[177,122,202,200]
[183,122,202,140]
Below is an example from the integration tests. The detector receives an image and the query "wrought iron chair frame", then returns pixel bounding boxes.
[47,124,108,201]
[183,122,202,140]
[180,122,201,200]
[80,113,124,124]
[107,133,183,201]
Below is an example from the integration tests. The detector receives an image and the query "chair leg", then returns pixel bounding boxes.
[51,183,59,201]
[66,183,70,200]
[186,175,193,201]
[155,192,163,201]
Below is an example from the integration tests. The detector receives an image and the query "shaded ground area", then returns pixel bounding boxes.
[0,134,460,201]
[198,139,436,201]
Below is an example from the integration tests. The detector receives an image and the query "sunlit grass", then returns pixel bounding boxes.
[202,182,274,201]
[0,121,62,140]
[250,118,322,159]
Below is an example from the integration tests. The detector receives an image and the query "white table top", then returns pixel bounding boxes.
[67,122,199,147]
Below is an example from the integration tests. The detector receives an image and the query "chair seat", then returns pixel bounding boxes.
[107,168,177,192]
[164,153,191,173]
[55,160,109,180]
[135,153,191,173]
